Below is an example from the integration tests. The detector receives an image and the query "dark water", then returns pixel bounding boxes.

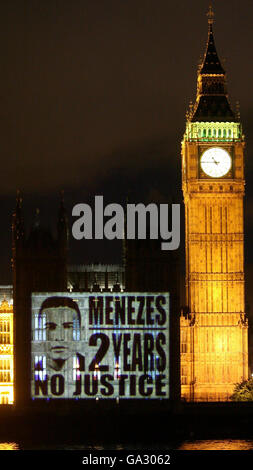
[1,440,253,450]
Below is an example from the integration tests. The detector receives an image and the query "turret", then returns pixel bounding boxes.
[190,4,236,123]
[12,190,25,258]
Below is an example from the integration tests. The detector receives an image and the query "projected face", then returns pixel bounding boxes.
[41,306,80,371]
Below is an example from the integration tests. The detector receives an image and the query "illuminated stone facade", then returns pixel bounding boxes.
[181,8,248,401]
[0,299,14,404]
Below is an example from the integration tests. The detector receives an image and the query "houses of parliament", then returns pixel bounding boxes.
[0,5,249,405]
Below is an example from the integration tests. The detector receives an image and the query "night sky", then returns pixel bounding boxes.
[0,0,252,298]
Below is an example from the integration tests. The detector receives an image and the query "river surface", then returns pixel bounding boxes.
[1,440,253,450]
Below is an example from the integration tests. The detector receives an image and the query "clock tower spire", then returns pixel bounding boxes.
[191,4,235,123]
[180,6,248,401]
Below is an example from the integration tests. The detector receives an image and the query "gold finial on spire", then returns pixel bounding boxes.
[207,2,214,26]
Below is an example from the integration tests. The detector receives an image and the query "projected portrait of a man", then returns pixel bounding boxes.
[37,296,84,372]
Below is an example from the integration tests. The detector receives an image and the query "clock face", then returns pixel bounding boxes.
[200,147,232,178]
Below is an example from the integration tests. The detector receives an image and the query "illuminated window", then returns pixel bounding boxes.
[181,330,187,353]
[94,364,101,380]
[0,300,14,404]
[114,357,121,379]
[181,366,187,385]
[73,356,80,381]
[0,321,10,344]
[34,313,46,341]
[73,317,80,341]
[73,354,85,380]
[0,394,9,404]
[34,355,46,381]
[0,359,11,382]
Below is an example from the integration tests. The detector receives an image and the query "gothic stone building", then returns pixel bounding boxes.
[180,7,248,401]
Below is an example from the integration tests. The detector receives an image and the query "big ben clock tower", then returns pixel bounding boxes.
[180,5,248,401]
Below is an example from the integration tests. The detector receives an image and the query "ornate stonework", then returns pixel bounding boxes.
[180,7,248,401]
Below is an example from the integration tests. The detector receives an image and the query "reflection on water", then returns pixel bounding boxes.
[0,443,19,450]
[1,440,253,450]
[178,440,253,450]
